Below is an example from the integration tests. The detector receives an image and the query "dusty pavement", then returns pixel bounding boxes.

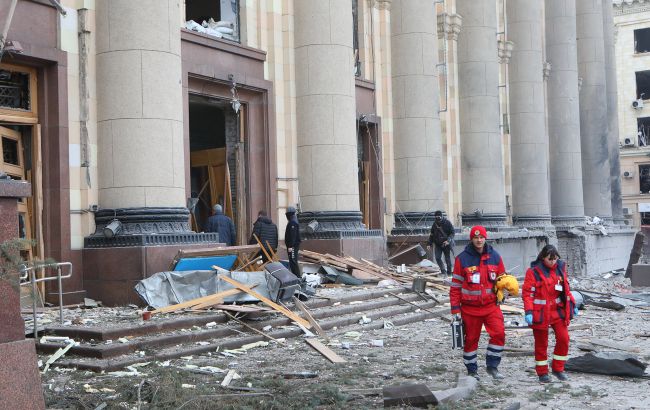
[37,274,650,409]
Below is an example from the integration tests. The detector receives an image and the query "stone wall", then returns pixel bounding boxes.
[557,227,636,276]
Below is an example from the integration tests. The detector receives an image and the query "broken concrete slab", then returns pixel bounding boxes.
[382,383,437,408]
[631,264,650,287]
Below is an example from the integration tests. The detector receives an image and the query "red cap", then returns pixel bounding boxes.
[469,225,487,239]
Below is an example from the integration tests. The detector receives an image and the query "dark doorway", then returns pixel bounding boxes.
[188,94,247,242]
[357,118,383,230]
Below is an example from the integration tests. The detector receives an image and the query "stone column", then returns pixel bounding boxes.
[457,0,507,226]
[294,0,365,234]
[576,0,612,221]
[546,0,585,226]
[439,12,463,221]
[391,0,443,234]
[603,0,624,222]
[94,0,190,239]
[507,0,551,227]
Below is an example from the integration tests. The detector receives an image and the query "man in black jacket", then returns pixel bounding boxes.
[284,206,301,277]
[427,210,455,276]
[205,204,236,246]
[249,210,278,261]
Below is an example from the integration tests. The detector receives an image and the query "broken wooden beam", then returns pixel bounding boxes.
[305,338,346,363]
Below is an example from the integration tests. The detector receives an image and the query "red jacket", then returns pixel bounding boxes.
[522,260,576,329]
[450,243,506,315]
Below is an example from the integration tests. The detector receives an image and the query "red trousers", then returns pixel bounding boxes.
[462,307,505,372]
[532,320,570,375]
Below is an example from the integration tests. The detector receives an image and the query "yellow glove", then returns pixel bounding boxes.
[494,274,520,302]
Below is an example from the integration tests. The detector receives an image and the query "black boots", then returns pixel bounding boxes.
[552,371,569,381]
[486,367,504,380]
[538,374,551,383]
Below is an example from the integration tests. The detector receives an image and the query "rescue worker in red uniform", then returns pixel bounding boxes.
[522,244,578,383]
[450,226,507,380]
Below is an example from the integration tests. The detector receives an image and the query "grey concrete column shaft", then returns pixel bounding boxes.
[391,0,443,215]
[457,0,507,223]
[96,0,185,208]
[602,0,623,221]
[546,0,585,224]
[576,0,612,220]
[294,0,360,213]
[507,0,550,225]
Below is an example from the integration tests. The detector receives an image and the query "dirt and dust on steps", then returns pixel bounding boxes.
[34,269,650,410]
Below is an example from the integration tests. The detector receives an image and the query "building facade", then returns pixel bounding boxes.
[614,0,650,227]
[0,0,634,305]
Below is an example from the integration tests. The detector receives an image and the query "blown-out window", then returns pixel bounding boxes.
[185,0,239,42]
[635,28,650,54]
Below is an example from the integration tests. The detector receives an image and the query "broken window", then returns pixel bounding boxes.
[0,68,30,111]
[638,117,650,146]
[636,70,650,100]
[352,0,361,77]
[185,0,239,42]
[635,28,650,54]
[643,212,650,225]
[640,164,650,194]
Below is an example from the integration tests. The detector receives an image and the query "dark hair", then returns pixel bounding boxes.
[258,210,267,217]
[434,210,443,217]
[537,244,560,261]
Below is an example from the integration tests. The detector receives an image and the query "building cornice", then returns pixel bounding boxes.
[614,0,650,16]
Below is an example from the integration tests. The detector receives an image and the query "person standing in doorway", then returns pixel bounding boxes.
[450,226,507,380]
[205,204,236,246]
[427,210,455,276]
[249,210,278,261]
[284,206,301,277]
[522,244,578,383]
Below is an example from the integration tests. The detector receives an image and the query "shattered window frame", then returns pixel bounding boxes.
[639,164,650,194]
[0,63,37,120]
[635,27,650,54]
[185,0,240,43]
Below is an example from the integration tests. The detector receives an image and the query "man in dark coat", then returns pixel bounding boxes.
[427,210,455,276]
[284,206,301,277]
[249,210,278,261]
[205,204,236,246]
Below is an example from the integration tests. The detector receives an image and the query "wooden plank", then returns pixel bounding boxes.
[388,244,421,261]
[305,338,346,363]
[223,311,285,344]
[179,245,261,258]
[151,286,256,315]
[253,233,272,262]
[499,304,525,314]
[207,304,272,313]
[293,297,327,339]
[219,275,311,329]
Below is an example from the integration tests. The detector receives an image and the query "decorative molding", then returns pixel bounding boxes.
[498,39,514,64]
[578,76,583,91]
[543,61,552,81]
[391,212,437,235]
[613,0,650,16]
[298,211,382,239]
[437,12,463,41]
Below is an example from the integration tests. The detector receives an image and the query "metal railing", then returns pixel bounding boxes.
[20,262,73,338]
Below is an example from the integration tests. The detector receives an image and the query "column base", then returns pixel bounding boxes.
[512,215,553,228]
[460,212,509,229]
[298,211,382,239]
[551,215,587,228]
[85,207,219,248]
[391,212,436,235]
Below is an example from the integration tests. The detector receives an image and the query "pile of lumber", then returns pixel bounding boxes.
[299,249,444,286]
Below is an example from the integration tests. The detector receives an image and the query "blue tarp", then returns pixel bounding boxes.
[174,255,238,271]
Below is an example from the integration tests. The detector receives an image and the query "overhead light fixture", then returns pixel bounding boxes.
[103,219,122,238]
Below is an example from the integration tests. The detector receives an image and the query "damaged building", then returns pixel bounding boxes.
[0,0,635,306]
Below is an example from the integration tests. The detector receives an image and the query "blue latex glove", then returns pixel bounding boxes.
[525,313,533,325]
[573,307,579,316]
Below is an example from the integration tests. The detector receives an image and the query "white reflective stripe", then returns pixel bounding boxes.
[533,299,547,305]
[463,350,478,356]
[535,360,548,366]
[450,283,462,288]
[530,286,536,291]
[463,357,478,364]
[452,274,465,282]
[462,289,482,295]
[553,354,568,361]
[486,351,502,357]
[487,344,504,351]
